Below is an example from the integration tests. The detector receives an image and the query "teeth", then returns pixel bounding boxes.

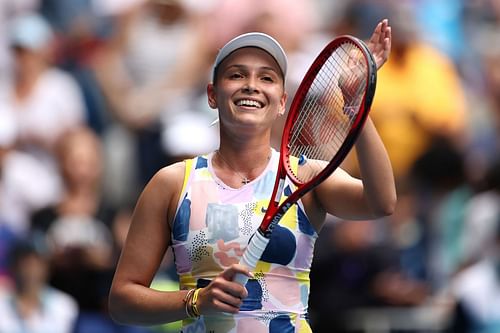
[236,99,262,108]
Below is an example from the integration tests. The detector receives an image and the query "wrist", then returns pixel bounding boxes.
[191,288,201,317]
[183,288,202,318]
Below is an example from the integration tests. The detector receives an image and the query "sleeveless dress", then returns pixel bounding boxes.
[170,149,318,333]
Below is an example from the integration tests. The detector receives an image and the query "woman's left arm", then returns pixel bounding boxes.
[313,19,396,220]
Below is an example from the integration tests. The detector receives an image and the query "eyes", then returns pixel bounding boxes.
[226,70,278,83]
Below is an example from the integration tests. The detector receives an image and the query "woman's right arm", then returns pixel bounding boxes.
[108,161,252,325]
[108,162,189,325]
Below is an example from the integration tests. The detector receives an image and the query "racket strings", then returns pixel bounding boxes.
[288,42,368,183]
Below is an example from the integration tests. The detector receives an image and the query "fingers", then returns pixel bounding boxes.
[381,22,392,62]
[380,19,391,44]
[384,25,392,52]
[382,19,392,48]
[221,264,253,282]
[367,19,392,70]
[208,288,244,313]
[197,265,254,315]
[370,19,390,47]
[369,19,385,44]
[221,264,252,299]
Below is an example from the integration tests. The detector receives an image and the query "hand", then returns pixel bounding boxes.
[367,19,392,70]
[196,264,252,315]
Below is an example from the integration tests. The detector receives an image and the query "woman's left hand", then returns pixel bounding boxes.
[367,19,392,70]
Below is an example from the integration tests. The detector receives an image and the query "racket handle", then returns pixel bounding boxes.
[233,231,270,286]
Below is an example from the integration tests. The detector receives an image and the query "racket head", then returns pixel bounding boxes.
[281,35,377,188]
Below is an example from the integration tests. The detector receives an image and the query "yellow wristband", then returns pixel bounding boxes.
[191,288,201,317]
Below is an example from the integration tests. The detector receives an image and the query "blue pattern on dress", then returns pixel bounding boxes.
[269,314,294,332]
[195,156,207,169]
[197,279,264,311]
[253,170,277,200]
[261,225,296,265]
[297,205,315,236]
[284,183,315,236]
[172,193,191,241]
[240,280,263,311]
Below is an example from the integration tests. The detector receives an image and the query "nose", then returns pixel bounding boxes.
[242,76,259,94]
[242,85,256,93]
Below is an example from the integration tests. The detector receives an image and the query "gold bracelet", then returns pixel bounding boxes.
[183,289,196,318]
[191,288,201,317]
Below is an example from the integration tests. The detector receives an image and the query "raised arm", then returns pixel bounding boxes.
[312,19,396,222]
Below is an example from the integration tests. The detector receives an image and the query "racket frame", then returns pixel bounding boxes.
[259,35,377,237]
[234,36,377,286]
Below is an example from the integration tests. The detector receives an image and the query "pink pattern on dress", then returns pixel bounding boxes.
[236,317,268,333]
[294,234,314,269]
[214,240,245,267]
[190,180,218,230]
[267,266,300,307]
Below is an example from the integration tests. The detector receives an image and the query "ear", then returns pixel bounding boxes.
[207,83,217,109]
[278,91,288,116]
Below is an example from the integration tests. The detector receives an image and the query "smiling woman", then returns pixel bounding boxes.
[109,23,395,333]
[207,49,287,144]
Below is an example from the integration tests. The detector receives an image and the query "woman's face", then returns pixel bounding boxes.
[59,130,102,188]
[207,47,287,132]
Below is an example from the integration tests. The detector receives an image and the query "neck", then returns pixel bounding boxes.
[15,284,42,302]
[219,144,271,167]
[58,186,100,216]
[14,291,43,319]
[214,145,272,187]
[66,182,99,195]
[15,66,45,101]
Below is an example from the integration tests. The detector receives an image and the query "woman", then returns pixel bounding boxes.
[109,19,395,333]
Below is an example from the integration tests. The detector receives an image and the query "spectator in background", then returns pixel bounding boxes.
[93,0,213,207]
[0,0,41,84]
[0,100,59,237]
[0,240,78,333]
[0,12,86,204]
[29,125,153,333]
[373,3,467,183]
[458,159,500,278]
[30,126,115,316]
[309,219,429,333]
[332,2,468,185]
[39,0,113,135]
[410,137,473,291]
[462,28,500,185]
[448,167,500,332]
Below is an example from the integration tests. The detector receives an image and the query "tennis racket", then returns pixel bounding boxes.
[234,35,377,285]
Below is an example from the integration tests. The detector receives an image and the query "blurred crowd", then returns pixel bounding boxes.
[0,0,499,332]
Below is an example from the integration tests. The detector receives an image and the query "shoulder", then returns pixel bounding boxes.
[140,159,200,225]
[145,160,190,206]
[42,68,78,85]
[144,161,187,199]
[154,160,189,184]
[44,287,79,314]
[40,69,85,102]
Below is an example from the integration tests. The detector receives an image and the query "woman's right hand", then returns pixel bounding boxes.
[196,264,253,315]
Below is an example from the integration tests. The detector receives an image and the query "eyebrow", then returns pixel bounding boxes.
[225,64,281,75]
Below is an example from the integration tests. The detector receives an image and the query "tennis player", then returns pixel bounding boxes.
[109,19,395,333]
